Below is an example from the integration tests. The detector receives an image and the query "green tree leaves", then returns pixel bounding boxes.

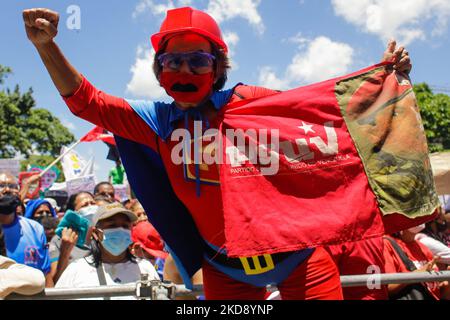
[414,83,450,152]
[0,65,75,159]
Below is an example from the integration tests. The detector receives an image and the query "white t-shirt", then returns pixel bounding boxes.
[0,255,46,299]
[55,256,159,299]
[416,233,450,264]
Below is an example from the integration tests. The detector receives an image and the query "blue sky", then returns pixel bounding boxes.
[1,0,449,182]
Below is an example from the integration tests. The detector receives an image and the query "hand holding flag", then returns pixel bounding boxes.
[382,39,412,74]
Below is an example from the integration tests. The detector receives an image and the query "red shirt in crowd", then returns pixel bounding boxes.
[383,236,440,299]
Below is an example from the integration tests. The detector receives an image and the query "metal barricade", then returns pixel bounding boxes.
[4,274,205,300]
[5,271,450,300]
[340,270,450,287]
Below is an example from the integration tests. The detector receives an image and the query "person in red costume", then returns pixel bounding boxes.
[23,6,411,300]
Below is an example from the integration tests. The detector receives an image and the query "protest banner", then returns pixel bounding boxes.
[439,195,450,212]
[60,146,92,180]
[113,184,129,202]
[0,159,20,178]
[44,190,69,211]
[29,165,60,191]
[18,172,41,199]
[66,174,96,196]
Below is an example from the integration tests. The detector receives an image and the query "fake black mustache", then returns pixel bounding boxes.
[171,83,198,92]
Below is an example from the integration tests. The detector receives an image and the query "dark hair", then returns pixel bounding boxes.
[16,203,25,216]
[153,39,231,92]
[391,232,401,239]
[66,191,94,211]
[0,226,5,256]
[87,237,136,268]
[423,221,447,244]
[94,182,114,195]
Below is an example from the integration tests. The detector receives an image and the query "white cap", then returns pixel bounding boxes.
[44,198,60,212]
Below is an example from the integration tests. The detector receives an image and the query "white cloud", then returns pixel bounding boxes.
[61,119,76,131]
[258,36,355,90]
[133,0,192,18]
[332,0,450,45]
[287,37,354,84]
[258,66,290,91]
[223,31,239,51]
[284,32,310,48]
[206,0,265,34]
[222,31,240,68]
[126,45,165,99]
[134,0,264,34]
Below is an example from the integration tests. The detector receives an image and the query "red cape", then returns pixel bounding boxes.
[219,63,439,257]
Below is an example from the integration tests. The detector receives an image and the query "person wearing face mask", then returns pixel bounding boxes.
[48,191,96,284]
[383,225,450,300]
[0,172,53,287]
[415,207,450,267]
[44,197,61,215]
[40,216,59,243]
[55,203,159,299]
[23,6,422,300]
[24,199,57,223]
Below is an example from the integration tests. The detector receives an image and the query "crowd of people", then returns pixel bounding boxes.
[1,169,450,300]
[1,6,448,300]
[0,173,192,299]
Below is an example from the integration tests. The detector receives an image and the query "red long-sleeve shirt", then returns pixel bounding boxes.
[63,76,278,246]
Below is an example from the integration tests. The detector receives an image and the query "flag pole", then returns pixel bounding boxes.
[38,138,83,178]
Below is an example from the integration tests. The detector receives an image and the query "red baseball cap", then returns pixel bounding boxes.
[131,221,168,259]
[151,7,228,53]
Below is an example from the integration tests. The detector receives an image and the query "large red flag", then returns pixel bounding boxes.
[219,63,440,257]
[81,126,116,145]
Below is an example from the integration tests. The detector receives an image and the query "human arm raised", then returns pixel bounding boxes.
[23,8,81,97]
[23,8,157,149]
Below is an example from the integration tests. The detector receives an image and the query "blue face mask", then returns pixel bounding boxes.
[101,227,132,256]
[78,205,98,226]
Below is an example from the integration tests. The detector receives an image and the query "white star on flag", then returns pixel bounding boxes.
[298,121,315,134]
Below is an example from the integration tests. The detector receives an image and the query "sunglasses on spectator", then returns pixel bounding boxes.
[0,183,19,191]
[158,51,215,72]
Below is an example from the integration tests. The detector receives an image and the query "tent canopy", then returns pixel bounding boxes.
[430,152,450,196]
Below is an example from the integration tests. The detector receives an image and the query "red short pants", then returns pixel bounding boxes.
[326,236,388,300]
[202,247,343,300]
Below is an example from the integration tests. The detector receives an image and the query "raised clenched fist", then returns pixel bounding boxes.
[381,39,412,75]
[23,8,59,45]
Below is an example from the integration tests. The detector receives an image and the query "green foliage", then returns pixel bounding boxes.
[0,66,12,84]
[0,65,75,159]
[414,83,450,153]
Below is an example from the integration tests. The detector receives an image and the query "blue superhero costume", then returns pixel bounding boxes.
[116,88,314,289]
